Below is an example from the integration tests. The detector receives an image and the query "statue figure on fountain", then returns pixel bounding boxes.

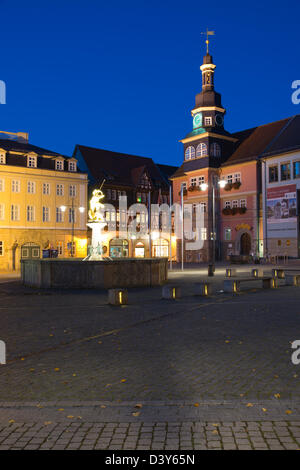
[83,187,107,261]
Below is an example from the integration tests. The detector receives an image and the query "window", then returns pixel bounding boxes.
[56,207,63,223]
[204,116,212,126]
[225,228,231,241]
[12,180,20,193]
[42,207,50,222]
[269,165,278,183]
[0,179,4,192]
[185,146,195,160]
[43,183,50,195]
[26,206,35,222]
[293,161,300,179]
[201,228,207,240]
[0,204,4,220]
[0,152,6,164]
[0,241,3,256]
[196,143,208,157]
[198,176,205,185]
[69,185,76,197]
[69,207,75,223]
[56,184,64,196]
[106,189,111,200]
[190,177,197,187]
[200,202,207,213]
[68,161,76,172]
[57,241,64,256]
[240,199,246,208]
[27,155,37,168]
[11,205,20,221]
[224,201,231,208]
[27,181,36,194]
[226,174,233,184]
[233,173,241,183]
[55,159,64,171]
[69,242,76,256]
[232,200,238,208]
[111,190,116,200]
[281,163,291,181]
[211,142,221,157]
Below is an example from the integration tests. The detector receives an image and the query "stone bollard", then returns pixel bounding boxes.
[262,278,278,289]
[223,279,240,293]
[252,268,264,278]
[108,288,128,305]
[194,282,212,297]
[285,274,300,286]
[272,269,285,279]
[162,285,181,300]
[226,268,237,277]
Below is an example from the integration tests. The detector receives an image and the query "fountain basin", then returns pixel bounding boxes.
[21,257,168,289]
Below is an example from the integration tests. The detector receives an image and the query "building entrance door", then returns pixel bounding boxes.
[240,233,251,256]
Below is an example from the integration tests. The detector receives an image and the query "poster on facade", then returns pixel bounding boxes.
[267,184,297,223]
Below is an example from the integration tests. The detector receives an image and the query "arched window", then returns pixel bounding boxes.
[211,143,221,157]
[185,146,195,160]
[196,143,208,158]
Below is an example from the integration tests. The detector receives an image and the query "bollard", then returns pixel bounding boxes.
[223,279,240,293]
[194,282,212,297]
[285,274,300,286]
[252,268,264,278]
[226,268,237,277]
[162,285,181,300]
[108,288,128,305]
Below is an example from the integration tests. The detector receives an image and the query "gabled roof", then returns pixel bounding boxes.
[223,115,300,166]
[74,144,173,189]
[0,138,65,157]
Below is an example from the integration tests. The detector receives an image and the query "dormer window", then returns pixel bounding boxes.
[68,161,77,172]
[55,159,64,171]
[0,151,6,164]
[27,155,37,168]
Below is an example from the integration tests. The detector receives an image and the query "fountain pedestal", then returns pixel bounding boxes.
[84,221,107,261]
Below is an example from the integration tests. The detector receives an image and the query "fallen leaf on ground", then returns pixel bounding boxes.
[246,403,253,407]
[274,393,281,399]
[132,412,140,417]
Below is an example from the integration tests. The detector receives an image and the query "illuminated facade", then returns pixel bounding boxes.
[0,133,88,272]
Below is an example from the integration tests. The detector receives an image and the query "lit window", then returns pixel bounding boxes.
[55,159,64,171]
[269,166,278,183]
[201,228,207,240]
[196,143,208,157]
[57,241,64,256]
[185,146,195,160]
[293,161,300,179]
[12,180,20,193]
[211,143,221,157]
[42,207,50,222]
[27,181,36,194]
[225,228,231,241]
[26,206,35,222]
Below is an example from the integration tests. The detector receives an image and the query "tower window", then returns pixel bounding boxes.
[185,146,195,160]
[196,143,208,158]
[204,116,212,126]
[211,143,221,157]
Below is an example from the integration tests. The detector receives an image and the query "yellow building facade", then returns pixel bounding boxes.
[0,136,88,272]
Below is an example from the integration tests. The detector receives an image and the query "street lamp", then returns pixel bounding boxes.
[60,200,85,257]
[200,178,226,276]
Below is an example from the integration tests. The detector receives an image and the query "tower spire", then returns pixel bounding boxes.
[201,29,215,54]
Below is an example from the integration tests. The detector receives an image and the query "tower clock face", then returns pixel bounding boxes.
[215,114,224,126]
[193,112,202,129]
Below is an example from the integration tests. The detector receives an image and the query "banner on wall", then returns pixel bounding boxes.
[267,184,297,224]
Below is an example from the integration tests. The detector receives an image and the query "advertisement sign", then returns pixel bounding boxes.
[267,184,297,224]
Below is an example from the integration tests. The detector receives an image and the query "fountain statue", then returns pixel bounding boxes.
[83,187,107,261]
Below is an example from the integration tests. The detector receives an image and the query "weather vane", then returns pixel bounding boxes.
[201,29,215,54]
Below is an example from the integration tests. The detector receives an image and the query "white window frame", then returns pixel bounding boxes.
[43,183,50,195]
[56,207,64,223]
[204,116,212,126]
[233,173,241,183]
[190,177,197,187]
[42,206,50,222]
[27,155,37,168]
[240,199,246,208]
[27,181,36,194]
[185,146,195,160]
[224,201,231,208]
[211,142,221,157]
[12,180,20,193]
[68,161,77,172]
[11,204,20,221]
[232,200,238,208]
[196,143,208,157]
[69,184,76,197]
[26,205,35,222]
[55,159,64,171]
[56,184,64,196]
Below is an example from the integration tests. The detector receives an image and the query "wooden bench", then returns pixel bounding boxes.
[223,277,278,293]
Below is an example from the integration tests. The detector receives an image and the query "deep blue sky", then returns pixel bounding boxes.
[0,0,299,167]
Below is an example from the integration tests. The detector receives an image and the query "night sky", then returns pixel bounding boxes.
[0,0,299,167]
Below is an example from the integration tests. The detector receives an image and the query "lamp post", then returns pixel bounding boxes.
[60,200,85,257]
[200,178,226,276]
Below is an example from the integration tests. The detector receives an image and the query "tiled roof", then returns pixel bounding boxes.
[0,138,65,157]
